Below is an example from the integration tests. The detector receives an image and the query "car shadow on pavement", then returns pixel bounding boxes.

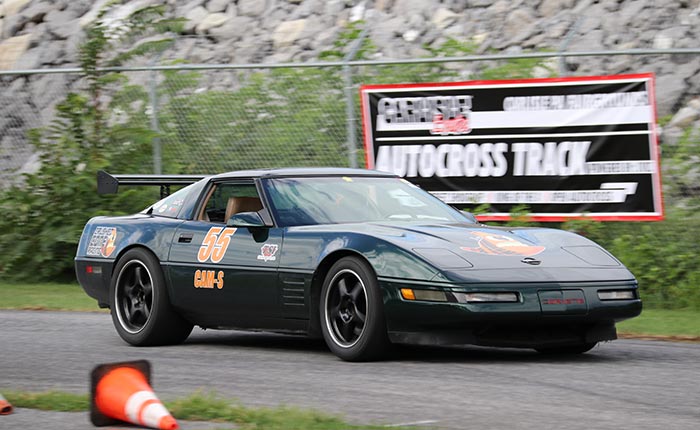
[184,329,329,351]
[389,343,622,364]
[183,329,622,363]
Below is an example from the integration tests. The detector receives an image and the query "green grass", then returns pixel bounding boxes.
[0,282,103,311]
[0,390,89,412]
[617,308,700,338]
[0,390,391,430]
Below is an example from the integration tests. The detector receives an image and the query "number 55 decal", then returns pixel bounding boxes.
[197,227,237,263]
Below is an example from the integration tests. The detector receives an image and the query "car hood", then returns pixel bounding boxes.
[307,221,631,280]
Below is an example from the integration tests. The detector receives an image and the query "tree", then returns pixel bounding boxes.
[0,2,183,280]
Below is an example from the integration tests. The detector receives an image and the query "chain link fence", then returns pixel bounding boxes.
[1,50,699,210]
[0,64,354,181]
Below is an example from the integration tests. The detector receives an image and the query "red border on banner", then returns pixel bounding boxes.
[359,73,663,222]
[477,214,663,222]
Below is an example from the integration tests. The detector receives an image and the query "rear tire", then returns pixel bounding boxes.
[110,248,193,346]
[320,256,389,361]
[535,342,597,355]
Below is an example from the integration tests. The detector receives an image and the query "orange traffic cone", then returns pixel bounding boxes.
[90,360,178,429]
[0,393,12,415]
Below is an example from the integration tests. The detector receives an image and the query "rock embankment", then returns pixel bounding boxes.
[1,0,699,175]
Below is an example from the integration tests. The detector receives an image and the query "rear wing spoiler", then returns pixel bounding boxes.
[97,170,208,198]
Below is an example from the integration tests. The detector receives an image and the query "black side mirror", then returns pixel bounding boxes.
[462,211,478,224]
[227,211,267,228]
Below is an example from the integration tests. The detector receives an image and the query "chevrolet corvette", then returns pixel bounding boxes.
[75,168,642,361]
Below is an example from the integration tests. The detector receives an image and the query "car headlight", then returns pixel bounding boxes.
[455,292,520,303]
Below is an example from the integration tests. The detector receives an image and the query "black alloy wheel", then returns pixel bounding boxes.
[320,256,389,361]
[110,248,193,346]
[114,260,153,333]
[325,268,368,348]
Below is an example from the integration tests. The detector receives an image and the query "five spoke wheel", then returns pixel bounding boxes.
[115,261,153,333]
[325,269,368,348]
[110,248,193,346]
[320,256,389,361]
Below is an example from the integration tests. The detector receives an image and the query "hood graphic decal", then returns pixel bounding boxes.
[460,231,545,257]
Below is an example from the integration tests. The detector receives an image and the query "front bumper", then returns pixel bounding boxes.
[380,279,642,348]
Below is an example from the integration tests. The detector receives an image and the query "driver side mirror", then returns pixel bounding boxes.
[227,211,267,228]
[462,211,478,224]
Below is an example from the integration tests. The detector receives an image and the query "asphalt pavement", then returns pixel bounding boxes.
[1,310,699,429]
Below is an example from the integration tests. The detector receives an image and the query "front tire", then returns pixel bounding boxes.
[110,248,193,346]
[320,256,389,361]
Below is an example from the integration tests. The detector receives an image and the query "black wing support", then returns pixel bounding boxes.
[97,170,208,198]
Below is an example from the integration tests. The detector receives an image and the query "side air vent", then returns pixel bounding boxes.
[282,277,307,307]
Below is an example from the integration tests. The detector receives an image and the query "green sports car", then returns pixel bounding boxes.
[75,168,642,361]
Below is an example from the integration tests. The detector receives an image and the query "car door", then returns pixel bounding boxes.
[166,179,284,328]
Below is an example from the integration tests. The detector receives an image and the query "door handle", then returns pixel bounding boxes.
[178,233,193,243]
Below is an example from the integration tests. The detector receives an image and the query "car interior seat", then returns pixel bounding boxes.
[225,196,263,221]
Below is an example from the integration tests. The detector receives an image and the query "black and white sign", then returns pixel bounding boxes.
[360,74,663,221]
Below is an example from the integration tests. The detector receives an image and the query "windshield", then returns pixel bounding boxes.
[264,176,472,227]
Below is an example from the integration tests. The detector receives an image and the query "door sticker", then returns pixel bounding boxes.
[194,269,224,289]
[257,244,279,262]
[197,227,237,263]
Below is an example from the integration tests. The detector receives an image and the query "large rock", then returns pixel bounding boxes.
[668,105,700,129]
[503,8,536,39]
[205,0,230,13]
[17,1,52,24]
[539,0,575,17]
[46,10,77,40]
[238,0,267,18]
[272,19,307,49]
[431,8,458,30]
[196,12,228,33]
[656,72,688,116]
[184,6,209,33]
[291,0,326,19]
[65,0,94,17]
[0,34,31,70]
[0,0,31,16]
[209,16,254,41]
[392,0,434,19]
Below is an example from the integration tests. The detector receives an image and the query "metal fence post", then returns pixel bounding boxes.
[148,67,162,175]
[343,28,368,169]
[558,16,584,76]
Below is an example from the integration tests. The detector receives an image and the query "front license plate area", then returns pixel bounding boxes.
[538,290,587,314]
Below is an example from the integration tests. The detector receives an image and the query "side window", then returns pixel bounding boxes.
[149,184,194,219]
[199,183,262,223]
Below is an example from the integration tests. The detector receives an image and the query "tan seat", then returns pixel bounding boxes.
[225,196,263,221]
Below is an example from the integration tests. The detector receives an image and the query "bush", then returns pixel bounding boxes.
[0,3,180,280]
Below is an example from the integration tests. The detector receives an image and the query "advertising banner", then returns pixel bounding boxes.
[360,74,662,221]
